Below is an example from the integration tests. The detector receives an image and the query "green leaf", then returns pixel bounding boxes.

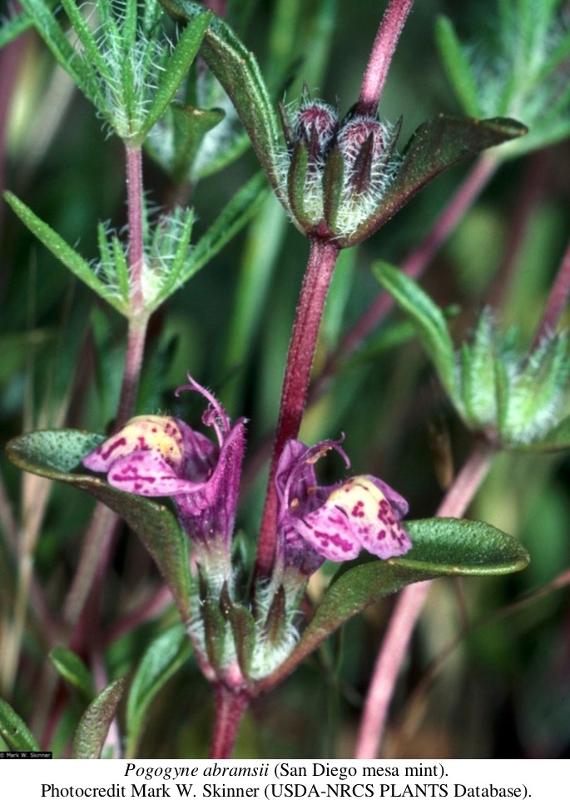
[462,308,498,425]
[5,193,129,316]
[173,104,226,177]
[160,0,285,195]
[5,430,192,622]
[137,12,211,143]
[183,172,268,284]
[287,141,311,230]
[60,0,111,80]
[323,145,346,234]
[126,625,191,757]
[373,261,458,399]
[257,517,529,693]
[435,17,483,117]
[228,604,256,679]
[19,0,104,108]
[345,116,527,247]
[73,677,127,759]
[0,699,39,752]
[516,415,570,453]
[50,647,95,701]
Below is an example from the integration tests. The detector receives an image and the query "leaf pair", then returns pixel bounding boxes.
[375,262,570,451]
[20,0,210,144]
[5,173,267,318]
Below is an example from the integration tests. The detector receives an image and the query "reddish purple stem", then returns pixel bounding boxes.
[256,238,339,576]
[209,686,249,758]
[125,145,145,316]
[354,440,495,758]
[116,145,148,426]
[533,239,570,348]
[357,0,415,115]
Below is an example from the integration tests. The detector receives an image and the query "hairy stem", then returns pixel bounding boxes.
[209,686,249,758]
[125,145,145,316]
[256,238,339,576]
[354,440,495,758]
[116,314,149,427]
[357,0,414,115]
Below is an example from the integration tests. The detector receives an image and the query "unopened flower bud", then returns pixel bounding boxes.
[294,101,338,159]
[337,116,387,194]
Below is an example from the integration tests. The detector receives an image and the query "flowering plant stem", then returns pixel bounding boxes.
[62,145,149,630]
[357,0,414,115]
[210,686,250,758]
[354,439,496,758]
[256,238,339,575]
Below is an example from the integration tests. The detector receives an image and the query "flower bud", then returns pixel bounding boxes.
[293,101,338,159]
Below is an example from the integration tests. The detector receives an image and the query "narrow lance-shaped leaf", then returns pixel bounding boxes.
[136,11,211,143]
[183,171,268,283]
[462,308,497,425]
[73,677,127,759]
[435,17,483,118]
[4,193,129,316]
[256,518,529,693]
[50,646,95,701]
[373,261,459,400]
[19,0,104,108]
[0,699,40,752]
[126,625,191,757]
[159,0,285,194]
[60,0,112,80]
[6,430,192,622]
[345,116,527,247]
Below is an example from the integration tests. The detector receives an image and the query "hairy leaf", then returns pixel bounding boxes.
[435,17,482,117]
[73,677,126,759]
[137,11,211,142]
[345,116,527,246]
[373,261,458,399]
[516,415,570,453]
[6,430,192,622]
[257,517,529,693]
[5,193,129,316]
[159,0,285,194]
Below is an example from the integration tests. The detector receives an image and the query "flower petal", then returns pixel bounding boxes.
[107,451,194,496]
[83,416,192,472]
[291,504,361,562]
[326,476,412,559]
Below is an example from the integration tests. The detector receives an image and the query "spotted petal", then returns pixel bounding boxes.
[83,416,192,472]
[107,451,195,497]
[296,476,411,561]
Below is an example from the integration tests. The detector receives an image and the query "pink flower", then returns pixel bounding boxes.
[275,438,411,574]
[83,376,246,553]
